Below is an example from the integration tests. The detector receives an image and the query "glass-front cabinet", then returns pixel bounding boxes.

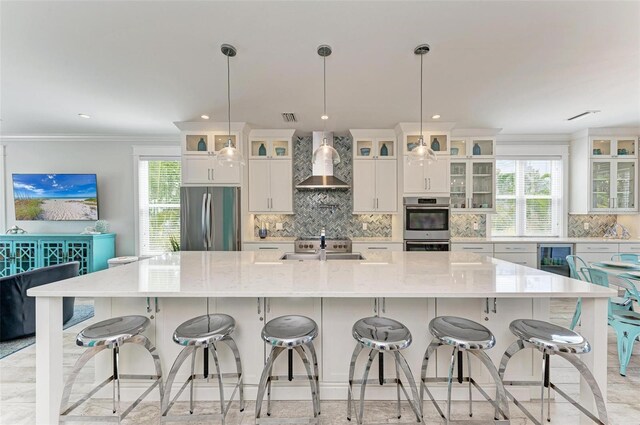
[450,161,495,211]
[182,132,240,155]
[354,138,395,159]
[591,159,636,212]
[450,138,495,158]
[591,137,637,158]
[404,134,448,155]
[249,138,291,159]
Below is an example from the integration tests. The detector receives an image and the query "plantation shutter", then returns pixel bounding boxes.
[138,158,181,255]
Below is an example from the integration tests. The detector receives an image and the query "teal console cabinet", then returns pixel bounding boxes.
[0,233,116,277]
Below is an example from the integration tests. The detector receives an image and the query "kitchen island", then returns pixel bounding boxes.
[28,250,614,424]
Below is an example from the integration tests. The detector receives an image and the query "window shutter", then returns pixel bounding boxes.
[138,159,181,255]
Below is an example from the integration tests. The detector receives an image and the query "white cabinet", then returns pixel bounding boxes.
[450,243,494,254]
[493,243,537,267]
[449,137,495,159]
[242,242,295,252]
[351,130,398,213]
[181,132,242,186]
[352,242,403,252]
[450,160,495,212]
[353,160,397,213]
[403,155,450,195]
[575,243,618,264]
[570,132,638,214]
[248,131,294,214]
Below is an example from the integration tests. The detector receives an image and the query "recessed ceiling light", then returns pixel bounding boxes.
[201,114,210,120]
[432,114,441,119]
[78,113,91,119]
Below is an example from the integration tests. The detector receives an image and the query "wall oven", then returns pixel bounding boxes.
[403,197,451,252]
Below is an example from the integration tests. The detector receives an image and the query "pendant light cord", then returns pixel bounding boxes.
[420,52,423,142]
[227,53,231,145]
[323,55,327,134]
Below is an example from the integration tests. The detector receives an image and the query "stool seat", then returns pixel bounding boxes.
[76,315,149,347]
[173,314,235,346]
[429,316,495,350]
[510,319,591,354]
[352,316,412,351]
[262,315,318,347]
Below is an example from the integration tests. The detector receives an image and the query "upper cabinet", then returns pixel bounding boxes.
[570,130,639,214]
[450,137,496,212]
[175,122,250,187]
[351,130,398,213]
[404,133,449,156]
[248,130,295,214]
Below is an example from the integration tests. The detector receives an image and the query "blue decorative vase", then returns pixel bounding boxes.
[380,143,389,156]
[473,143,481,155]
[197,138,207,151]
[431,138,440,151]
[258,143,267,156]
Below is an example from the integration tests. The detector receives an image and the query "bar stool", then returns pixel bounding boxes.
[347,316,422,424]
[420,316,510,424]
[498,319,608,425]
[161,314,244,423]
[59,315,163,423]
[255,315,320,423]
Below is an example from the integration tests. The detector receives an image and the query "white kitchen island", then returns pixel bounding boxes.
[28,251,614,424]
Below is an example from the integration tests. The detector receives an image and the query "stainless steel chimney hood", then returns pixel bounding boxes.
[296,132,350,190]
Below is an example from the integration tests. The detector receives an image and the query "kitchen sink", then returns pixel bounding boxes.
[279,252,366,261]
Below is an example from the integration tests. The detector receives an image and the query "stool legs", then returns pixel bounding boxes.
[221,336,245,412]
[346,343,364,421]
[466,350,472,418]
[256,346,284,419]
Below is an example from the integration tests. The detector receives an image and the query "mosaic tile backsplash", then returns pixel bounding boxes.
[254,136,392,238]
[567,214,618,237]
[450,214,487,237]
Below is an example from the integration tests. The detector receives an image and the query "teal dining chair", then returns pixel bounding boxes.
[611,253,640,264]
[581,267,640,376]
[566,255,588,330]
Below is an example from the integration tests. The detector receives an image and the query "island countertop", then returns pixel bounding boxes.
[27,251,614,298]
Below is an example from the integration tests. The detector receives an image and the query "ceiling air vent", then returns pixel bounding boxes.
[281,112,297,123]
[567,110,600,121]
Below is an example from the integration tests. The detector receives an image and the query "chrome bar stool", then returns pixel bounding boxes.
[498,319,608,425]
[255,315,320,423]
[347,316,422,424]
[59,315,163,423]
[420,316,510,424]
[161,314,244,423]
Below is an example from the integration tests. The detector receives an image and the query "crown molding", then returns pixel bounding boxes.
[0,134,180,143]
[496,134,571,144]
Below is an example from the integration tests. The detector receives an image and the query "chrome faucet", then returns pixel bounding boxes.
[319,227,327,261]
[604,223,631,240]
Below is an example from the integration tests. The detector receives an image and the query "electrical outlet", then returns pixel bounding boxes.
[473,222,479,231]
[583,222,589,231]
[275,223,283,231]
[362,223,368,230]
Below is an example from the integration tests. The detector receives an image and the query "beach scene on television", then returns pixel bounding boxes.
[13,174,98,221]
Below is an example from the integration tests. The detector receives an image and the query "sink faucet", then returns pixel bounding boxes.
[319,227,327,261]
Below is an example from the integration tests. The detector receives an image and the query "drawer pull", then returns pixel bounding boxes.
[368,247,388,250]
[258,247,279,250]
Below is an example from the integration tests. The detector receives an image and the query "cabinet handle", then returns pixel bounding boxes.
[257,297,262,315]
[266,298,270,313]
[373,198,376,209]
[373,298,378,314]
[492,298,497,314]
[368,247,388,250]
[146,297,152,313]
[382,297,386,313]
[258,247,278,250]
[424,178,428,190]
[376,198,379,209]
[212,168,215,181]
[155,297,160,313]
[484,298,490,314]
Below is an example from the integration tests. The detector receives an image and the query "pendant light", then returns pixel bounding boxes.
[312,44,341,166]
[217,43,245,167]
[408,43,437,165]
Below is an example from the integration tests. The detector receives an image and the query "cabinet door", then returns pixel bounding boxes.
[210,159,241,185]
[265,298,323,380]
[66,241,91,275]
[0,242,12,277]
[591,160,612,211]
[269,160,293,213]
[403,156,425,194]
[424,157,450,194]
[375,160,397,212]
[13,241,38,274]
[353,160,377,212]
[182,156,212,185]
[471,161,494,210]
[450,162,468,209]
[614,160,636,211]
[248,160,271,213]
[41,240,66,268]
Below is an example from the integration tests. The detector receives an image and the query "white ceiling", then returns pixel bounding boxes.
[1,0,639,136]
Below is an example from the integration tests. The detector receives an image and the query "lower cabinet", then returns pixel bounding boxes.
[242,242,295,253]
[352,242,404,252]
[575,243,618,264]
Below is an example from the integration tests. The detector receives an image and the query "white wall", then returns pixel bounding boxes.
[0,145,6,232]
[2,137,178,255]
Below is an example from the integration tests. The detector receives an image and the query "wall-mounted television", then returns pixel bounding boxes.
[12,174,99,221]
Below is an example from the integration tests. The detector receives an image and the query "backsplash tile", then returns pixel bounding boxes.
[568,214,617,237]
[450,214,487,237]
[254,136,392,238]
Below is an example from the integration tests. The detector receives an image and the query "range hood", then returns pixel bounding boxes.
[296,131,350,190]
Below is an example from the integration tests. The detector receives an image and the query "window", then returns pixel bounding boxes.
[138,159,181,255]
[492,159,563,237]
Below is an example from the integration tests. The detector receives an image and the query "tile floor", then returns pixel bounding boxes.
[1,298,639,424]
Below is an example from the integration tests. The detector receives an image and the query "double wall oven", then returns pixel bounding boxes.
[403,197,451,251]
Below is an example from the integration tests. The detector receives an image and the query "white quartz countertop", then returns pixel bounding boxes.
[242,237,403,243]
[451,237,640,244]
[27,251,614,299]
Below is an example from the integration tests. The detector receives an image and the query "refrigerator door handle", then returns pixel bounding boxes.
[201,193,207,249]
[206,193,213,248]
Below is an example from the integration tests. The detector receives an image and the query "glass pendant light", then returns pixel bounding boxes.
[217,44,245,167]
[312,45,340,166]
[408,43,437,166]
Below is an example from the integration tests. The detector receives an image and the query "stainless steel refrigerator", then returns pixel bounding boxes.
[180,187,241,251]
